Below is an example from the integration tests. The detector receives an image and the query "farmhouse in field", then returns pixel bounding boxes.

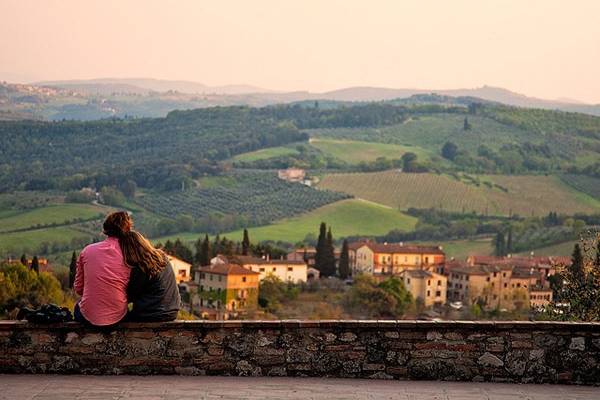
[277,167,306,183]
[348,241,445,275]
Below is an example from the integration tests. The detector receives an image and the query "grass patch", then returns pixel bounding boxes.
[231,146,299,162]
[0,226,92,255]
[0,204,108,233]
[153,199,417,245]
[309,138,430,164]
[223,199,417,243]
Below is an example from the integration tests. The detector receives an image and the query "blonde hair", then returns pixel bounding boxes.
[119,230,167,277]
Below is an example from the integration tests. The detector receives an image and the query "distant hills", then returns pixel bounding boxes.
[2,77,599,120]
[34,78,272,95]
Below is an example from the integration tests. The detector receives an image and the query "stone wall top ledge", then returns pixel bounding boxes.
[1,319,599,332]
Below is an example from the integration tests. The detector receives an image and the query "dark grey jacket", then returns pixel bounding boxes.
[127,260,181,322]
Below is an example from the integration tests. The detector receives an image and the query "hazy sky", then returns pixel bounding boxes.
[1,0,599,103]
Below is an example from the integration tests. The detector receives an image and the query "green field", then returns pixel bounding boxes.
[0,226,92,255]
[318,171,600,217]
[412,237,494,260]
[308,138,430,164]
[231,146,299,162]
[310,114,530,154]
[0,204,108,233]
[518,240,578,257]
[154,199,417,245]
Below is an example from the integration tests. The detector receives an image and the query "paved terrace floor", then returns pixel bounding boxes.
[1,376,599,400]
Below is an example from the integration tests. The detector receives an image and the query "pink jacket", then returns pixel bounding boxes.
[74,237,131,326]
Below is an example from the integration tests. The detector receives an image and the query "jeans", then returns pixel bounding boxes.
[73,301,125,330]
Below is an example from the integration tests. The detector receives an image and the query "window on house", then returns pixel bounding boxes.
[427,290,431,297]
[288,267,293,272]
[425,257,429,264]
[435,291,441,297]
[259,268,265,272]
[491,282,494,287]
[517,283,521,288]
[201,273,206,279]
[218,276,222,282]
[437,280,441,286]
[427,280,431,286]
[503,272,506,278]
[493,272,497,277]
[242,277,247,282]
[200,285,204,291]
[209,275,213,281]
[272,267,276,272]
[407,278,411,284]
[486,277,490,282]
[504,283,507,288]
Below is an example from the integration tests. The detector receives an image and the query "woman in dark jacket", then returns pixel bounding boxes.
[120,230,181,322]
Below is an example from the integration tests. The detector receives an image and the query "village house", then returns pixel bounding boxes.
[212,254,308,283]
[349,242,445,275]
[466,255,568,287]
[447,262,552,311]
[399,269,448,307]
[287,247,341,269]
[167,255,192,283]
[6,257,52,273]
[194,263,259,314]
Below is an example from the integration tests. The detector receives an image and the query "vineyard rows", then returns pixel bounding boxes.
[318,171,600,217]
[135,171,350,224]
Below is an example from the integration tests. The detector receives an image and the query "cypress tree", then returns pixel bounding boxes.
[339,239,350,279]
[506,226,513,254]
[194,236,203,264]
[212,234,221,257]
[200,234,211,266]
[20,254,27,267]
[323,227,336,277]
[31,256,39,274]
[494,232,506,257]
[242,229,250,256]
[315,222,327,274]
[69,251,77,289]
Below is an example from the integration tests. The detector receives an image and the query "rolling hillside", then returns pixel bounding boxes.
[155,199,417,245]
[318,171,600,217]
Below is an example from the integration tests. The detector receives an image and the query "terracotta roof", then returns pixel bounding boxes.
[197,264,259,276]
[448,265,495,276]
[468,255,571,268]
[230,255,306,266]
[511,267,542,279]
[400,269,433,279]
[351,242,444,255]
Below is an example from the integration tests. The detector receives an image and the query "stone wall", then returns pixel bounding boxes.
[1,320,599,384]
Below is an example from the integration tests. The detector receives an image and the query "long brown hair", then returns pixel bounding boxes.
[119,230,167,277]
[103,211,132,238]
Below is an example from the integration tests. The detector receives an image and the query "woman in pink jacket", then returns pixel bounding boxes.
[74,211,132,327]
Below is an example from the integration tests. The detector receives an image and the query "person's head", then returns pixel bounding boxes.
[103,211,132,238]
[119,230,167,277]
